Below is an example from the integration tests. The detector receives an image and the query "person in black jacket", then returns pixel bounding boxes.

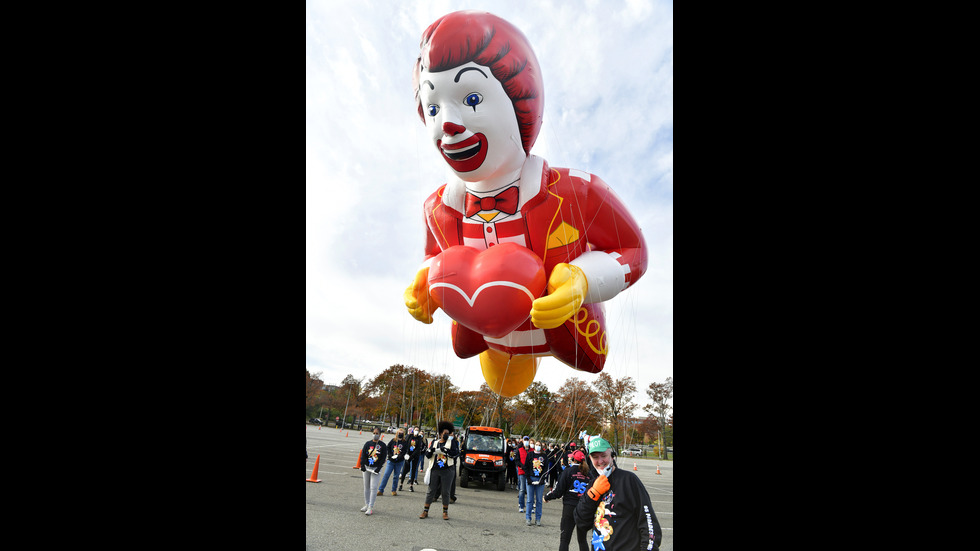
[400,427,425,492]
[358,427,387,516]
[506,438,518,489]
[379,428,409,496]
[548,443,562,488]
[573,437,662,551]
[523,440,549,526]
[419,421,460,520]
[545,449,592,551]
[562,441,578,469]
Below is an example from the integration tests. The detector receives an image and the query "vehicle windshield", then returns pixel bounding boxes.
[465,432,504,453]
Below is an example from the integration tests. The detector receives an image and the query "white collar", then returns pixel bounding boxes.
[441,155,545,214]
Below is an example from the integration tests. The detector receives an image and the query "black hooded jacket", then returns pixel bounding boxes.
[544,463,593,506]
[573,464,663,551]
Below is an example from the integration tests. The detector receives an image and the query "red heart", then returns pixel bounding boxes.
[428,243,546,338]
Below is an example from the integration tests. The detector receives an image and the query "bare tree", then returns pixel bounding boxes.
[643,377,673,459]
[592,372,637,452]
[306,370,324,410]
[554,377,602,438]
[339,374,363,426]
[480,383,514,434]
[516,381,553,438]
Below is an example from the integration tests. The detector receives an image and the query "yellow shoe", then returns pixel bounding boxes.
[479,349,539,397]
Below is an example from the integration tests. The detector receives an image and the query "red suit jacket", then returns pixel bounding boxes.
[421,157,647,373]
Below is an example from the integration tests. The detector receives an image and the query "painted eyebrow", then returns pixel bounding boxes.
[454,67,488,82]
[422,80,434,90]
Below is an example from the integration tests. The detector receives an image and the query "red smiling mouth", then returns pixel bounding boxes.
[437,133,488,173]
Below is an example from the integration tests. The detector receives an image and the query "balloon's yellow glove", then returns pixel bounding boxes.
[530,263,588,329]
[404,267,439,324]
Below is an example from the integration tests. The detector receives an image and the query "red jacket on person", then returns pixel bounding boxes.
[517,445,530,476]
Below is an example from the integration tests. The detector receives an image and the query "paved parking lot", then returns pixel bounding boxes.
[306,424,673,550]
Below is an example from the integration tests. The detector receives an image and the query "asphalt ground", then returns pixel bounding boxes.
[306,424,673,551]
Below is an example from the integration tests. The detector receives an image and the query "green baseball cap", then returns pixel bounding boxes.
[587,437,612,454]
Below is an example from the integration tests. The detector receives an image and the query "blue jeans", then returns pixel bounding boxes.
[525,481,544,521]
[401,454,421,483]
[517,474,527,508]
[379,459,405,492]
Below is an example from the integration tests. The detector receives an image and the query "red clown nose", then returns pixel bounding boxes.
[443,122,465,136]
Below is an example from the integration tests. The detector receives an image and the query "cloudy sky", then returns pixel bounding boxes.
[306,0,672,409]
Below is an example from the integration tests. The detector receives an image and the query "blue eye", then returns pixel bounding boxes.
[428,105,439,116]
[464,92,483,110]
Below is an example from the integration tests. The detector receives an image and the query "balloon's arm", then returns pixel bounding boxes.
[531,174,649,329]
[574,173,649,299]
[533,249,641,329]
[570,251,630,303]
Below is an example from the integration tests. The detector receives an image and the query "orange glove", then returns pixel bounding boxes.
[586,474,610,501]
[404,267,439,324]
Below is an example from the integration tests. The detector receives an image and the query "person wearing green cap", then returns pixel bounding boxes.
[573,437,662,550]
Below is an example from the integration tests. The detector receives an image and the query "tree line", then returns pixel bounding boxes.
[306,365,673,459]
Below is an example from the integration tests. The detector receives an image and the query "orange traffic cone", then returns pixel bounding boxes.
[317,425,321,430]
[353,451,362,469]
[633,462,638,471]
[307,454,322,483]
[656,465,662,475]
[346,431,349,437]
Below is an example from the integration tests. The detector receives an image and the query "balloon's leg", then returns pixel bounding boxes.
[479,349,538,397]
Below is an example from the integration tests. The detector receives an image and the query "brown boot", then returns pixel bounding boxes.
[392,491,397,496]
[442,508,449,520]
[419,510,428,519]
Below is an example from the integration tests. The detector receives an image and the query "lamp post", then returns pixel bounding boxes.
[340,385,351,429]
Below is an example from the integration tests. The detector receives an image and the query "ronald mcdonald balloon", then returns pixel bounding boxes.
[403,10,648,397]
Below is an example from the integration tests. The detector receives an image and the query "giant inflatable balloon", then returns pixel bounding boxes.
[403,10,648,397]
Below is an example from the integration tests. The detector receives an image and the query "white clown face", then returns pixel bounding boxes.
[418,61,526,183]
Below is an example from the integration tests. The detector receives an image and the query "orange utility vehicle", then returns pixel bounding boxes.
[458,425,507,491]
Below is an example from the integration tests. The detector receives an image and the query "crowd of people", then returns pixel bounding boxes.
[354,422,663,550]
